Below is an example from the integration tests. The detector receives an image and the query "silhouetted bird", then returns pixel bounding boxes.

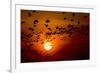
[46,19,50,23]
[21,21,25,24]
[71,19,74,21]
[62,12,66,14]
[78,21,80,24]
[72,13,75,17]
[33,20,38,24]
[48,28,52,31]
[41,42,44,44]
[45,24,48,27]
[46,32,52,35]
[26,34,32,38]
[64,17,67,20]
[81,25,84,28]
[28,27,34,31]
[32,10,36,12]
[67,24,72,28]
[84,15,88,18]
[44,19,50,27]
[56,26,59,29]
[28,12,31,17]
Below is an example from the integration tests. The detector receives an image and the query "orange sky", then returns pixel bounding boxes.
[21,10,89,63]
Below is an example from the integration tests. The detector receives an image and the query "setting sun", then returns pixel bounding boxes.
[44,42,52,51]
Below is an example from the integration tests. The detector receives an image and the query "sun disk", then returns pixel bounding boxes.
[44,42,52,51]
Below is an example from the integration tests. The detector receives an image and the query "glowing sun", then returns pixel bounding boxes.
[44,42,52,51]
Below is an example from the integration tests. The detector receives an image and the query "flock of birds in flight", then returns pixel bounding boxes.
[21,10,89,48]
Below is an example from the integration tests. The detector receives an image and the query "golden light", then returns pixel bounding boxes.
[44,42,52,51]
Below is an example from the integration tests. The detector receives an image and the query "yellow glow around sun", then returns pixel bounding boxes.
[44,42,52,51]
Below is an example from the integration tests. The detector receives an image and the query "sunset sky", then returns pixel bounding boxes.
[21,10,89,63]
